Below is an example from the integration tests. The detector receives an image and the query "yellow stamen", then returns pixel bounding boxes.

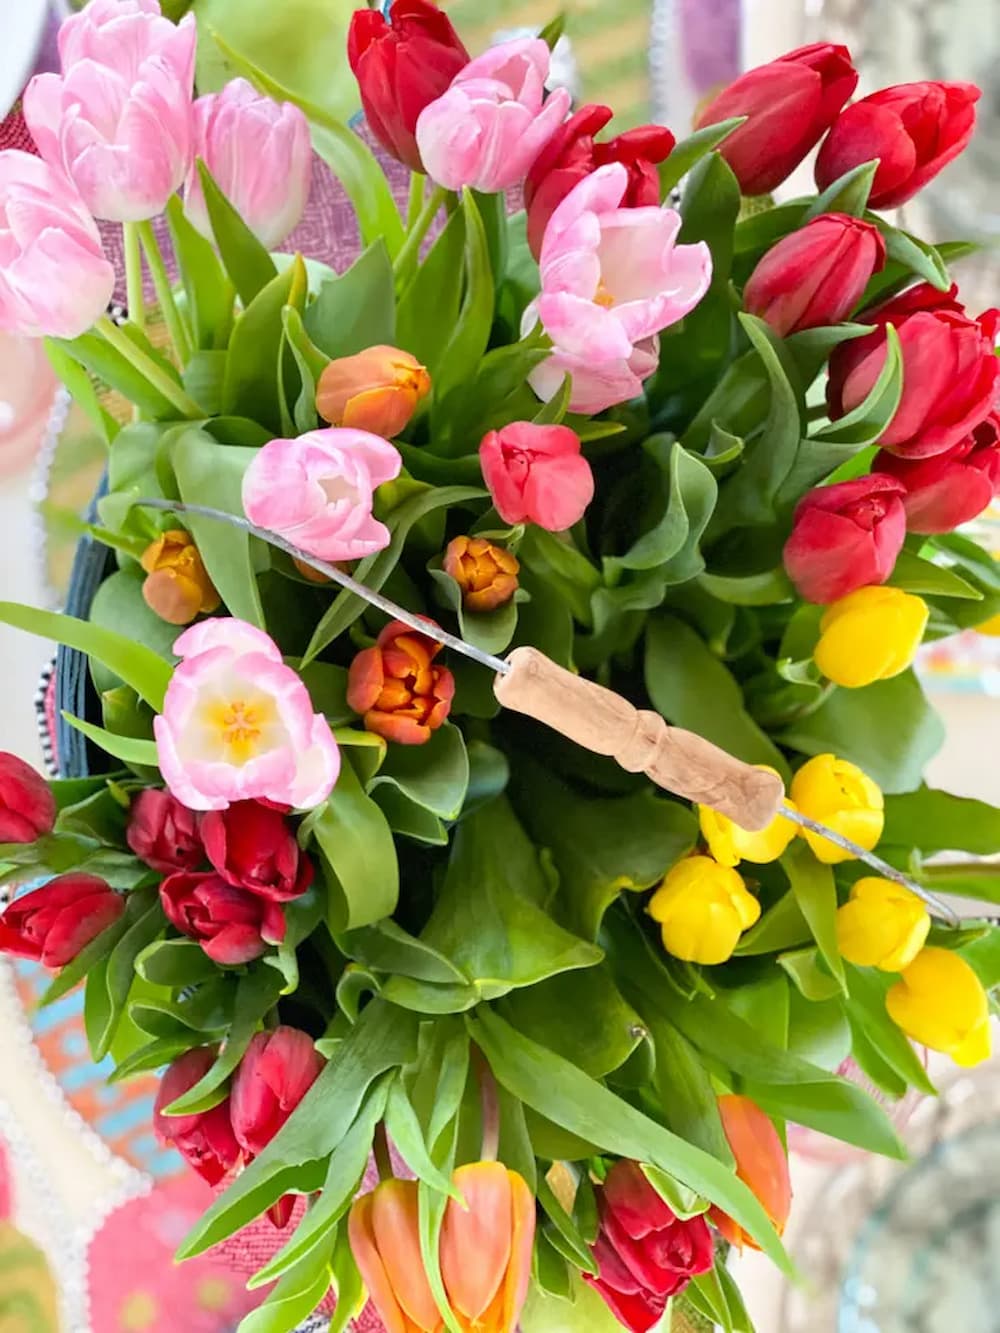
[201,695,277,765]
[594,278,615,308]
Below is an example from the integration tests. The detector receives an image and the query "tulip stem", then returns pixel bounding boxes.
[373,1122,394,1181]
[406,172,427,231]
[474,1048,501,1162]
[393,185,449,287]
[137,220,194,367]
[123,222,145,333]
[95,316,203,421]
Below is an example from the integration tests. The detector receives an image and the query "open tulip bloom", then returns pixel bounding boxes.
[3,3,1000,1330]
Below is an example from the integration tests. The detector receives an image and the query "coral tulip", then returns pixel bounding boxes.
[316,346,430,439]
[154,619,340,812]
[836,878,930,972]
[347,619,454,746]
[0,874,124,968]
[699,771,797,867]
[874,412,1000,534]
[816,81,980,210]
[242,428,402,564]
[647,856,760,965]
[126,788,203,874]
[711,1095,791,1249]
[230,1028,324,1157]
[886,947,991,1067]
[479,423,594,531]
[416,38,571,193]
[694,43,857,194]
[789,754,884,865]
[443,536,519,612]
[783,475,907,605]
[0,751,56,843]
[140,529,220,626]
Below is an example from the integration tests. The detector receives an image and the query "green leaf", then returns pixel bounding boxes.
[875,220,951,292]
[782,842,846,992]
[62,714,160,769]
[777,947,844,1002]
[397,209,466,385]
[306,758,399,931]
[165,194,233,352]
[50,324,187,421]
[369,723,469,820]
[658,117,747,196]
[171,430,265,627]
[222,255,306,432]
[429,564,521,657]
[888,548,983,600]
[699,568,793,605]
[95,888,163,1060]
[196,158,277,305]
[845,965,936,1095]
[339,919,466,984]
[302,239,395,359]
[882,784,1000,856]
[384,1076,463,1200]
[0,602,171,711]
[280,305,327,434]
[44,339,115,442]
[645,614,789,776]
[432,191,494,410]
[521,1272,628,1332]
[408,798,602,1001]
[778,669,944,793]
[41,909,134,1007]
[328,1223,366,1333]
[237,1238,334,1333]
[179,1001,418,1257]
[467,1007,792,1271]
[806,160,878,219]
[808,325,903,449]
[135,938,218,988]
[518,526,600,628]
[537,1173,599,1276]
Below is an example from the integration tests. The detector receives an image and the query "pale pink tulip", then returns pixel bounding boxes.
[523,163,712,414]
[184,79,312,250]
[154,619,340,813]
[415,37,571,192]
[242,428,402,564]
[480,421,594,530]
[24,0,195,222]
[0,151,114,339]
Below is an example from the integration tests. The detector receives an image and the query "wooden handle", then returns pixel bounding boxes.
[494,646,784,831]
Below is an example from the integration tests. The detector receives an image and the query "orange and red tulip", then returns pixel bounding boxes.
[710,1095,791,1250]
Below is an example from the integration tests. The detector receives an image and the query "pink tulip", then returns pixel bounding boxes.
[480,422,594,530]
[415,37,571,192]
[184,79,312,250]
[0,151,114,339]
[242,428,402,564]
[24,0,195,222]
[154,619,340,812]
[524,163,712,414]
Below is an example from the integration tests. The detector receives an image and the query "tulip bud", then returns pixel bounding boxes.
[647,856,760,965]
[887,947,991,1066]
[693,43,857,195]
[789,754,884,865]
[443,536,519,613]
[587,1160,713,1331]
[814,586,929,688]
[816,81,980,210]
[743,214,886,336]
[0,751,56,843]
[348,0,470,172]
[347,619,455,745]
[783,475,906,605]
[159,871,286,965]
[836,877,930,972]
[480,423,594,532]
[0,874,124,968]
[141,530,221,626]
[875,412,1000,534]
[699,768,797,867]
[230,1028,324,1157]
[153,1048,242,1187]
[126,788,204,874]
[316,345,431,439]
[828,283,1000,460]
[711,1095,791,1250]
[201,800,312,901]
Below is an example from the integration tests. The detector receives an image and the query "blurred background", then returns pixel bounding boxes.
[1,0,1000,1328]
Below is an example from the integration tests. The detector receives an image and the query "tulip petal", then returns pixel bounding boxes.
[440,1162,513,1321]
[348,1194,414,1333]
[371,1180,443,1331]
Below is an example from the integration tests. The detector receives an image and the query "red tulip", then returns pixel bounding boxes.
[743,213,886,335]
[524,104,675,259]
[875,412,1000,533]
[693,43,857,194]
[710,1095,791,1250]
[783,475,907,604]
[0,751,55,843]
[159,871,286,965]
[347,0,469,172]
[126,788,203,874]
[0,874,124,967]
[828,283,1000,459]
[586,1160,713,1332]
[153,1048,242,1187]
[347,618,455,746]
[816,81,980,209]
[230,1027,324,1157]
[201,800,312,902]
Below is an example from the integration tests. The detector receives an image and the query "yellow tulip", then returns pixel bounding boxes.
[814,585,929,688]
[789,754,884,865]
[976,612,1000,637]
[886,946,992,1067]
[648,856,760,965]
[836,877,930,971]
[699,767,798,867]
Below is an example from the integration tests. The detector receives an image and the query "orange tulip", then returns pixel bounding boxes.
[141,529,220,625]
[348,1163,535,1333]
[316,344,431,438]
[710,1094,791,1250]
[443,536,519,613]
[346,619,454,745]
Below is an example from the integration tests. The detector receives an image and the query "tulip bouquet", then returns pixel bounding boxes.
[3,1,1000,1330]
